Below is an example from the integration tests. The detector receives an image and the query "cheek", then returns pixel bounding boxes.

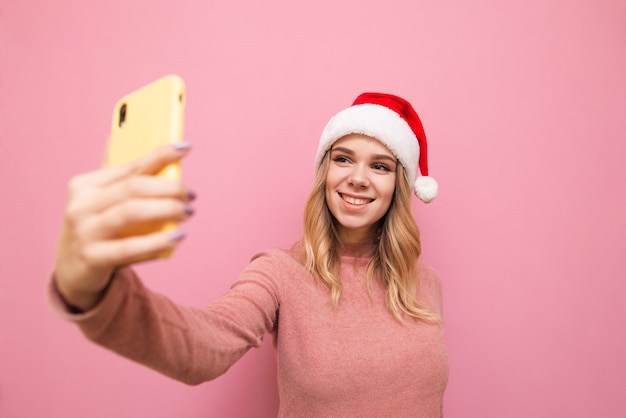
[379,178,397,202]
[324,177,335,209]
[325,185,332,204]
[324,175,333,198]
[325,167,340,193]
[324,186,339,219]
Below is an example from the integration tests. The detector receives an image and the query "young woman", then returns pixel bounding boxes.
[50,93,448,417]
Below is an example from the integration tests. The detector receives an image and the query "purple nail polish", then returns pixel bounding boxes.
[173,141,192,151]
[169,229,186,242]
[187,189,197,201]
[184,204,195,216]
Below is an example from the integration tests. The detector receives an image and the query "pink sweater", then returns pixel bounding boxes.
[49,248,448,417]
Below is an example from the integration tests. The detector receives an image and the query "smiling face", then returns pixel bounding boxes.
[325,134,397,244]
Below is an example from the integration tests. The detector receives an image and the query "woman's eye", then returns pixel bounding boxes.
[333,156,350,164]
[372,163,391,171]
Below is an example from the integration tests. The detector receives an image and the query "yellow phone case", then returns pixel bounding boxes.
[106,75,185,257]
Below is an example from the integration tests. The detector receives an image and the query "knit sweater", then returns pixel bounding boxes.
[49,248,449,417]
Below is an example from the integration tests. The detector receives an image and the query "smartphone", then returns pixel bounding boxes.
[106,75,186,257]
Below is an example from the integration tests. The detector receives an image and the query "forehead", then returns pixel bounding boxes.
[331,134,394,156]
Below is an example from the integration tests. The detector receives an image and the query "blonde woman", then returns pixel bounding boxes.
[50,92,448,417]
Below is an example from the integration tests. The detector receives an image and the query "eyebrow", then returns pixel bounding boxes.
[331,146,397,163]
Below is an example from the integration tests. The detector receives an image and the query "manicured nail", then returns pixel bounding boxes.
[184,204,195,216]
[173,141,192,151]
[187,189,197,201]
[169,229,186,242]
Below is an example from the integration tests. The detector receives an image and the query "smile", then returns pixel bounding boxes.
[340,193,373,206]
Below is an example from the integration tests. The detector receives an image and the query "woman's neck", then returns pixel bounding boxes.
[339,240,377,258]
[336,224,379,248]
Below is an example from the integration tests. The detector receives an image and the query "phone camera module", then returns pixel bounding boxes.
[119,103,127,127]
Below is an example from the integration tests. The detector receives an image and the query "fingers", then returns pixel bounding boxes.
[66,142,193,223]
[82,197,194,240]
[130,141,192,177]
[68,175,192,218]
[71,141,191,191]
[61,141,195,264]
[82,229,187,268]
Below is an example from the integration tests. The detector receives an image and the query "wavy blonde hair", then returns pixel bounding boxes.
[298,151,440,323]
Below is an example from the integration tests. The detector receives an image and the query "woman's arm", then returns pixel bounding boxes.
[48,257,281,385]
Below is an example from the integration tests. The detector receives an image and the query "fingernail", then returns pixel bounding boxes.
[187,189,197,201]
[173,141,192,151]
[169,229,186,242]
[184,204,195,216]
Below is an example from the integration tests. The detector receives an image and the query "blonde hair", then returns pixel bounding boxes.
[298,151,440,323]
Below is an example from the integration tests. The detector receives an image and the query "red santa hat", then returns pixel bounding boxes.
[315,92,438,203]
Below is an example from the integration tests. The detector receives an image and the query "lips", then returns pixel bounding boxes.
[340,193,374,206]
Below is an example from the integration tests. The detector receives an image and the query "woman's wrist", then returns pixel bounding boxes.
[51,276,86,314]
[53,268,114,313]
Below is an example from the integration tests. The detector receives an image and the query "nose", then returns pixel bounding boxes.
[347,163,370,188]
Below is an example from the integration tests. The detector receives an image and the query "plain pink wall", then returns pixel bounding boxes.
[1,0,625,417]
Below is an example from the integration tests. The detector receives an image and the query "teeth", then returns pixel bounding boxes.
[342,194,371,205]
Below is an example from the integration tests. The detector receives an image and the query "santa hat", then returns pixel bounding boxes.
[315,92,438,203]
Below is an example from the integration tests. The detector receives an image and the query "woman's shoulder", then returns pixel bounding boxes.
[416,260,444,315]
[248,246,305,274]
[417,261,442,287]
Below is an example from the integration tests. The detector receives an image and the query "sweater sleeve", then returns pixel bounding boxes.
[46,251,284,385]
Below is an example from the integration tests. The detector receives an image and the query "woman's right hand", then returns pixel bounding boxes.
[54,142,195,311]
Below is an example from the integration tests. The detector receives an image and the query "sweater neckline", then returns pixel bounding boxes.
[339,242,377,259]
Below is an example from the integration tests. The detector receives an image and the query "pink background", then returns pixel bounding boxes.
[1,0,625,417]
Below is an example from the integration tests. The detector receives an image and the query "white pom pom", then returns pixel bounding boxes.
[414,176,438,203]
